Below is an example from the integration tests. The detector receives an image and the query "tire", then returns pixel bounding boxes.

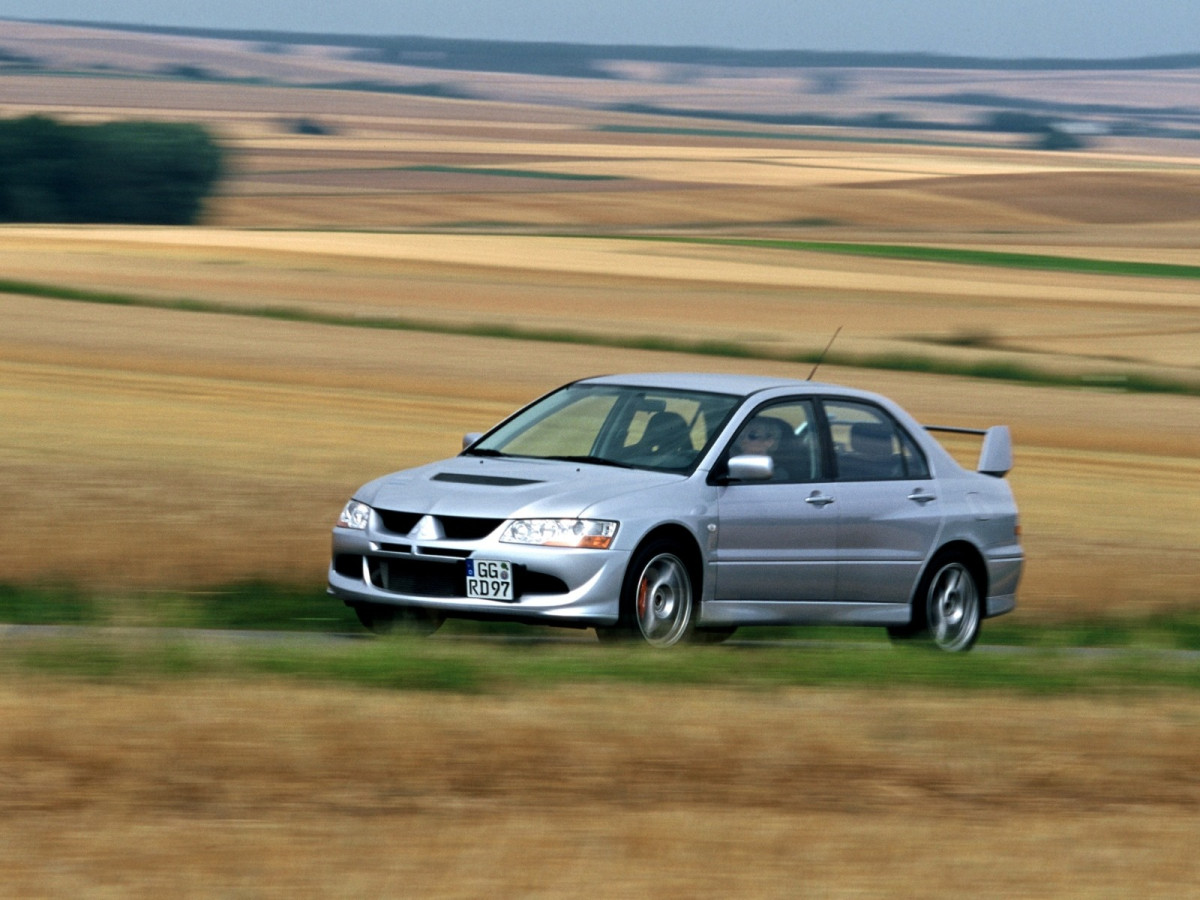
[889,553,981,652]
[353,603,444,637]
[602,540,697,648]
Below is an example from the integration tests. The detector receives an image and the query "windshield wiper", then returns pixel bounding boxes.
[461,447,508,458]
[544,455,634,469]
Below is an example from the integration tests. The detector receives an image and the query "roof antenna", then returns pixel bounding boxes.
[806,326,842,381]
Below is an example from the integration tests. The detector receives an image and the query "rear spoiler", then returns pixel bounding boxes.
[924,425,1013,478]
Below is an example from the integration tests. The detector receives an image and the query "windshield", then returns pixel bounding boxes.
[466,383,741,472]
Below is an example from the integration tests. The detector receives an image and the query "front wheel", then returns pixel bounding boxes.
[599,540,697,647]
[889,555,981,652]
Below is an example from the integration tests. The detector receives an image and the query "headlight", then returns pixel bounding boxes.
[500,519,618,549]
[336,500,371,530]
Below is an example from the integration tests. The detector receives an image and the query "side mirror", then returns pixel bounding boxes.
[725,454,775,483]
[462,432,483,451]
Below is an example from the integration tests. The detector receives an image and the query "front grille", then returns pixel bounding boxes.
[440,515,505,540]
[368,557,461,597]
[375,509,504,541]
[376,510,422,534]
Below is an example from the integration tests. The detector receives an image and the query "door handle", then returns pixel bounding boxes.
[805,492,835,508]
[907,490,937,504]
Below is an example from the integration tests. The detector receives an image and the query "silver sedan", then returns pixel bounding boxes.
[329,373,1022,650]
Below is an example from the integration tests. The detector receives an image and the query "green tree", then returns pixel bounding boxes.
[0,116,224,224]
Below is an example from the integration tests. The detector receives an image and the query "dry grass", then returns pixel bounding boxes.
[2,679,1199,897]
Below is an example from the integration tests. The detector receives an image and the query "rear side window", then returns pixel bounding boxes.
[823,400,929,481]
[895,426,930,479]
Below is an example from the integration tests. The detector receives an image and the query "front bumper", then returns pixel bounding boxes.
[328,526,629,626]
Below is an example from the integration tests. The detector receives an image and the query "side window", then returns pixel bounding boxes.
[824,401,927,481]
[727,400,821,483]
[896,426,930,479]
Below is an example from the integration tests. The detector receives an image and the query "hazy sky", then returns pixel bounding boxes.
[1,1,1197,59]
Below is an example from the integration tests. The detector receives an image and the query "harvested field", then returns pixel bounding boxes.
[2,679,1199,897]
[3,225,1199,376]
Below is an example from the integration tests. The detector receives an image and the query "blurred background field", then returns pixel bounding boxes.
[1,53,1197,622]
[2,287,1197,626]
[2,20,1200,898]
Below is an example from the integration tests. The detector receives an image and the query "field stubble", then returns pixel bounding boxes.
[2,679,1199,897]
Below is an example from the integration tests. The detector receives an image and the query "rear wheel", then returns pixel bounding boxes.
[888,553,981,652]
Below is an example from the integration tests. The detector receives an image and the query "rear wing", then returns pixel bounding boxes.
[924,424,1013,478]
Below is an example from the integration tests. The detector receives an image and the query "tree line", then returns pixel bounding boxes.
[0,116,223,225]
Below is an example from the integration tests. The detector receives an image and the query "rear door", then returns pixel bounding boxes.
[821,399,943,604]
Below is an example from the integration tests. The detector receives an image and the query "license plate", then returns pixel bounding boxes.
[465,559,514,601]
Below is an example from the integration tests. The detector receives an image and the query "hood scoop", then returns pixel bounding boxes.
[432,473,542,487]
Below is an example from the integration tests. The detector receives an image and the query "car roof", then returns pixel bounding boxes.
[577,372,842,398]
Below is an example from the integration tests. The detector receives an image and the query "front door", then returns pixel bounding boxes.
[713,400,838,602]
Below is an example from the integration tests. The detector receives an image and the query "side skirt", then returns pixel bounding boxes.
[699,601,911,628]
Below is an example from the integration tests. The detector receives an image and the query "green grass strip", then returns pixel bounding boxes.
[6,632,1200,695]
[613,235,1200,280]
[5,582,1200,652]
[3,274,1196,396]
[4,582,1199,693]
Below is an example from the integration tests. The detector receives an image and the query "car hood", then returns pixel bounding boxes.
[358,456,688,520]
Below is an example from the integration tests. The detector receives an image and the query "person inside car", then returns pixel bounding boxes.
[732,415,793,480]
